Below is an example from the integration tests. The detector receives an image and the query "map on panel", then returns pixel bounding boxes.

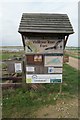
[45,56,63,67]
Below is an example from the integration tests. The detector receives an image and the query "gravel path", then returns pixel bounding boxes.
[67,57,80,70]
[35,98,78,118]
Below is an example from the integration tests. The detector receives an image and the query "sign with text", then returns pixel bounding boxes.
[26,67,35,72]
[26,74,62,83]
[25,40,63,54]
[15,63,22,73]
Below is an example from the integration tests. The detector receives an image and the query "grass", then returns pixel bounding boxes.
[0,51,24,60]
[1,52,23,60]
[62,64,78,95]
[2,64,79,118]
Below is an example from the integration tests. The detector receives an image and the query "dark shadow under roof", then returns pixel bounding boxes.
[18,13,74,34]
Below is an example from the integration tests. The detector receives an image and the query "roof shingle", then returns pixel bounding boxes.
[18,13,74,34]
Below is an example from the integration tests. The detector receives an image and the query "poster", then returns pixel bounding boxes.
[47,67,62,73]
[25,40,63,54]
[26,74,62,83]
[26,55,44,65]
[45,56,63,67]
[15,63,22,73]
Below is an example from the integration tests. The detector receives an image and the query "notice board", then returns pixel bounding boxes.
[25,40,63,54]
[25,39,63,83]
[15,63,22,73]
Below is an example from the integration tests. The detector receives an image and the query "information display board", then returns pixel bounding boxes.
[25,39,63,83]
[26,74,62,83]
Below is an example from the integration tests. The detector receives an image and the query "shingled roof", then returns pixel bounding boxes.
[18,13,74,34]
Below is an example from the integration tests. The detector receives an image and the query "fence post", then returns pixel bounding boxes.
[59,83,62,94]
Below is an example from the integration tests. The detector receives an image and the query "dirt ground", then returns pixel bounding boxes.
[67,57,80,70]
[34,97,78,118]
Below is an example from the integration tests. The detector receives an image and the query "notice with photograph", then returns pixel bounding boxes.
[15,63,22,73]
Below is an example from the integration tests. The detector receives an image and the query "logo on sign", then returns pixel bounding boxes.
[48,67,54,73]
[32,75,37,79]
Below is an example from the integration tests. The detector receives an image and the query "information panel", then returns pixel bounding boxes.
[25,39,63,83]
[15,63,22,73]
[25,40,63,54]
[26,74,62,83]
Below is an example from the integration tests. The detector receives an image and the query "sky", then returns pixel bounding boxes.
[0,0,79,47]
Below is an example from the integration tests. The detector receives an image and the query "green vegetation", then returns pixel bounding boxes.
[64,53,80,59]
[0,54,2,60]
[2,63,7,69]
[63,64,78,95]
[2,64,78,118]
[2,53,12,60]
[70,55,80,59]
[65,47,80,50]
[1,52,23,60]
[0,46,24,60]
[65,47,80,59]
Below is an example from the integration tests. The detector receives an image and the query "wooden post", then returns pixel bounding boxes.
[59,83,62,94]
[22,59,27,89]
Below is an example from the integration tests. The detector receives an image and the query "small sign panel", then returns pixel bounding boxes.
[34,55,42,62]
[26,55,44,65]
[45,56,63,67]
[48,67,62,73]
[26,67,35,72]
[15,63,22,73]
[48,67,54,73]
[26,74,62,83]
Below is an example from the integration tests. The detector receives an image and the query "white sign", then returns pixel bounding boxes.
[48,67,54,73]
[45,56,63,67]
[53,68,62,73]
[15,63,22,73]
[26,74,62,83]
[48,67,62,73]
[26,67,35,72]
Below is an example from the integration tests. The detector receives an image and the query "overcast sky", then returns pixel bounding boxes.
[0,0,79,47]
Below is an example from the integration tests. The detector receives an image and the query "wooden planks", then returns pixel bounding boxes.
[2,83,22,89]
[18,13,74,34]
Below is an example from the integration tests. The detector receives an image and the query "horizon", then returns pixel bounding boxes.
[1,45,80,47]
